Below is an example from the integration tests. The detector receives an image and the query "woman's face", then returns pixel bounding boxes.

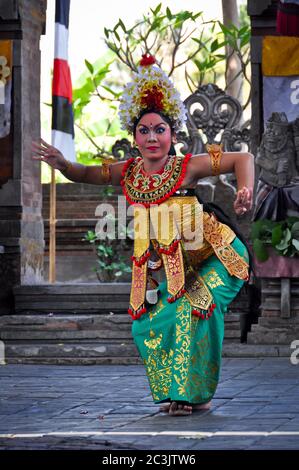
[134,112,172,161]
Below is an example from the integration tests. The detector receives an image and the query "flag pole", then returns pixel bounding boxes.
[50,0,74,284]
[49,166,56,283]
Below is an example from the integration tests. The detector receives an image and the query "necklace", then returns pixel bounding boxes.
[141,155,171,177]
[121,153,192,207]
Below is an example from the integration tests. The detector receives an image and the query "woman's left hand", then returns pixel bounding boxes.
[233,186,253,216]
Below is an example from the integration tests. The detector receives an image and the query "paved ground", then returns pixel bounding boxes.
[0,358,298,450]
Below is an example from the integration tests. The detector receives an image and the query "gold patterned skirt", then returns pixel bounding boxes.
[131,236,249,405]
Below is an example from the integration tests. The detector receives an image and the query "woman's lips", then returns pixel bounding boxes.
[147,146,159,150]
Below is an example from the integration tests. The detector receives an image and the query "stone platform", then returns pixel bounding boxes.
[0,359,298,450]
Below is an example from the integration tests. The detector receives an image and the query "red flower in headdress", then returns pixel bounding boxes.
[140,54,156,66]
[140,85,164,110]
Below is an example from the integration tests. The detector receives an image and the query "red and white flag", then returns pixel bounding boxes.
[52,0,75,161]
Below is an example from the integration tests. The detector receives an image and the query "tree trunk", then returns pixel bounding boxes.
[222,0,242,102]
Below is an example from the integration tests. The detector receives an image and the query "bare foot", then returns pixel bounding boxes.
[159,401,211,413]
[168,401,192,416]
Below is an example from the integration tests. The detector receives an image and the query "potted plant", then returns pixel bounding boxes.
[250,217,299,262]
[83,213,133,282]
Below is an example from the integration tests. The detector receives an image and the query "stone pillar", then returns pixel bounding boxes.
[247,0,277,179]
[247,0,299,350]
[0,0,47,314]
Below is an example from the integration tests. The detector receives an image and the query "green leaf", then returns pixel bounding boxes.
[253,239,269,262]
[153,3,162,15]
[275,240,289,251]
[114,29,120,42]
[285,228,292,242]
[239,25,249,35]
[85,59,94,75]
[101,85,120,98]
[250,220,264,239]
[219,22,233,37]
[292,239,299,251]
[104,27,109,39]
[118,19,126,33]
[275,227,291,250]
[291,221,299,240]
[272,224,283,246]
[240,32,251,48]
[166,7,172,20]
[193,12,203,20]
[211,39,219,52]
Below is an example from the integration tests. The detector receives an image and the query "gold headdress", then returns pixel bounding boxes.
[119,54,187,134]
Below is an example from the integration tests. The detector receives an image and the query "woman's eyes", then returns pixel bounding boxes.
[139,127,166,135]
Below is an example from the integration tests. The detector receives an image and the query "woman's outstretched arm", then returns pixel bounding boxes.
[187,151,255,215]
[32,139,125,186]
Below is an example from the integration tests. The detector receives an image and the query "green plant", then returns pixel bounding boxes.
[83,218,132,282]
[250,217,299,261]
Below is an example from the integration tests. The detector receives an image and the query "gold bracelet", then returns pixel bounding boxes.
[101,162,112,184]
[61,159,72,175]
[206,143,223,176]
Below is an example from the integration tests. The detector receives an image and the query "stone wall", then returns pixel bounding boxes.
[0,0,47,314]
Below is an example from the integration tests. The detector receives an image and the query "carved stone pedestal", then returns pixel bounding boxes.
[247,278,299,348]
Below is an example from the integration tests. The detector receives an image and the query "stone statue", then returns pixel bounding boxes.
[256,113,298,188]
[253,112,299,221]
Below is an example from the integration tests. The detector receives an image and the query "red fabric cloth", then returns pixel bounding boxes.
[254,250,299,277]
[277,0,299,36]
[52,58,72,103]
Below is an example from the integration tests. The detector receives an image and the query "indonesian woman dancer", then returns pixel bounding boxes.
[32,54,254,416]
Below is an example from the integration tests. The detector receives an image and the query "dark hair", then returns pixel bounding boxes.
[133,109,176,155]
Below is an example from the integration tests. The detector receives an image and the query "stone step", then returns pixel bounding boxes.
[0,329,132,340]
[1,341,290,365]
[0,313,241,328]
[247,328,299,345]
[250,323,299,333]
[13,283,131,313]
[222,343,291,357]
[223,329,240,339]
[0,314,131,329]
[0,314,240,340]
[224,314,241,322]
[258,317,299,327]
[3,340,138,359]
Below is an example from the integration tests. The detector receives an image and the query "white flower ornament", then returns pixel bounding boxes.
[119,54,187,134]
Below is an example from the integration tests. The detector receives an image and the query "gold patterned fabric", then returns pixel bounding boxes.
[129,199,248,316]
[123,154,249,318]
[132,236,249,404]
[203,212,249,280]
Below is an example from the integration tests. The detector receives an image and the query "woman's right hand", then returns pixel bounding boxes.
[32,139,69,171]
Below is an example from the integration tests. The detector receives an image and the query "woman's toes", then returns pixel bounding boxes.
[169,401,192,416]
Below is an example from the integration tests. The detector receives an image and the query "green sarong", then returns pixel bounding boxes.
[132,236,249,405]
